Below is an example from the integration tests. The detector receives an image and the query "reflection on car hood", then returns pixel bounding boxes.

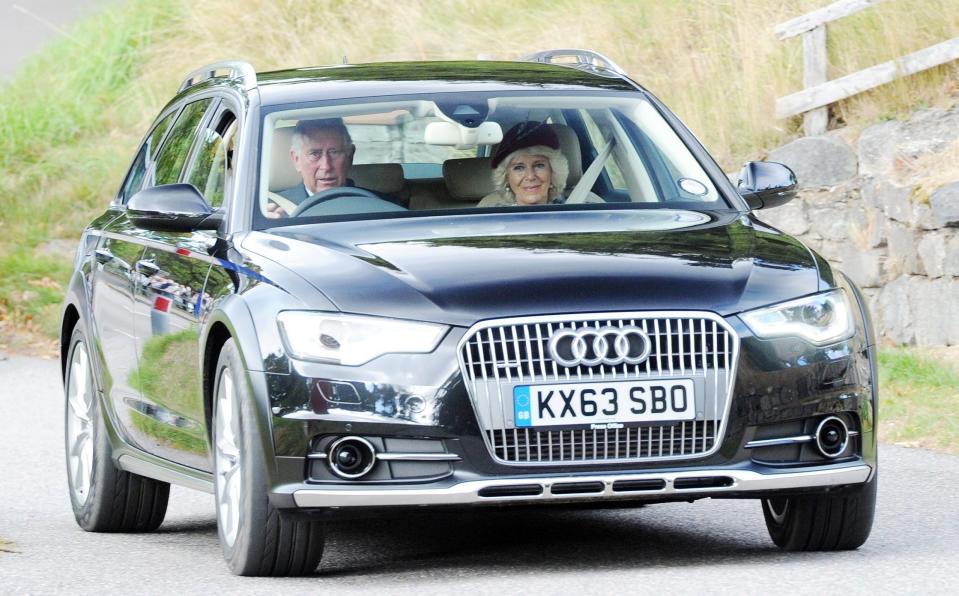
[247,210,822,327]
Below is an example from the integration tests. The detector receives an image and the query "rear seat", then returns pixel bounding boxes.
[407,178,462,211]
[426,156,493,209]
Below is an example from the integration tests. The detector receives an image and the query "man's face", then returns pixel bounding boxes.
[291,129,354,193]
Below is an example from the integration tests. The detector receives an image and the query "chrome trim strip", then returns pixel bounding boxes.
[744,430,861,449]
[292,464,872,508]
[520,49,628,77]
[744,435,815,449]
[307,452,461,462]
[117,454,214,494]
[375,453,462,462]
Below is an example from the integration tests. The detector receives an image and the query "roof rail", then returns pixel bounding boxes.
[520,49,627,77]
[178,61,257,93]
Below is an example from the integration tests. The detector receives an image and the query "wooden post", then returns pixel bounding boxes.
[803,25,828,136]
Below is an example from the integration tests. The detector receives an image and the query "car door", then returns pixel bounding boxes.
[130,99,238,470]
[104,99,212,466]
[89,110,175,449]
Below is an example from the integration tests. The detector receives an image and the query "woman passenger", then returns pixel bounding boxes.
[478,121,569,207]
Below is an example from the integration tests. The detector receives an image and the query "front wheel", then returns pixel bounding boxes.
[213,338,325,576]
[64,326,169,532]
[762,474,877,551]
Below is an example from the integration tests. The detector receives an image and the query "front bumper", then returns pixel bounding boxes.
[262,314,877,510]
[291,462,872,507]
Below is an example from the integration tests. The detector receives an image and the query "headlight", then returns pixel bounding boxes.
[740,289,855,345]
[277,311,448,366]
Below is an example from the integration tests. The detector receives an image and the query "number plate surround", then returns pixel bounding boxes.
[513,378,697,428]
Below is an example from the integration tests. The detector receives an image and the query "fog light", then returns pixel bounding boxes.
[327,436,377,479]
[815,416,849,459]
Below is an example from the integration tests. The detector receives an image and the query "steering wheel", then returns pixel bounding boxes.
[290,186,386,217]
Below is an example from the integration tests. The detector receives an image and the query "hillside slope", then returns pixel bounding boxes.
[0,0,957,347]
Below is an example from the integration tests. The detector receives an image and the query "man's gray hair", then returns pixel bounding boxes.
[491,145,569,202]
[291,118,353,152]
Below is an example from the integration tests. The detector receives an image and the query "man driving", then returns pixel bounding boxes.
[266,118,355,218]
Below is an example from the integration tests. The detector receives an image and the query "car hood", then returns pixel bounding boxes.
[244,210,823,327]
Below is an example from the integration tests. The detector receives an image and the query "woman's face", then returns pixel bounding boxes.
[507,154,552,205]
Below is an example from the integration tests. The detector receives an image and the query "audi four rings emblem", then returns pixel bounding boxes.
[547,326,652,367]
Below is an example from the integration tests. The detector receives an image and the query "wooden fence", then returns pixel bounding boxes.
[775,0,959,136]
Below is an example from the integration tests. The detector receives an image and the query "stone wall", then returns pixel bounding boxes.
[758,107,959,346]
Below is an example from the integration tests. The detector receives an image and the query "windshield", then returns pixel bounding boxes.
[256,92,729,227]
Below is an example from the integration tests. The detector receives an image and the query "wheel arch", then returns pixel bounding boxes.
[60,270,97,384]
[200,296,269,447]
[60,303,81,380]
[837,271,879,474]
[203,321,233,441]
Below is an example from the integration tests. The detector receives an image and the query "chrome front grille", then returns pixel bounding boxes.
[457,312,739,466]
[488,421,718,462]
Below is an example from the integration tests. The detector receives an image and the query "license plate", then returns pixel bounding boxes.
[513,379,695,428]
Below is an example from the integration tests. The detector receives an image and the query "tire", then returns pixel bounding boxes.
[761,474,877,551]
[64,326,170,532]
[213,338,325,576]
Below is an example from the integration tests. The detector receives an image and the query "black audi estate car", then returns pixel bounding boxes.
[61,51,877,576]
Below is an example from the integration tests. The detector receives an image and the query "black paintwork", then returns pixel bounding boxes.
[61,59,877,511]
[737,161,799,210]
[248,210,822,327]
[127,184,222,232]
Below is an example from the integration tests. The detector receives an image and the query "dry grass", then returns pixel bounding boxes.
[3,0,959,340]
[133,0,959,169]
[894,138,959,202]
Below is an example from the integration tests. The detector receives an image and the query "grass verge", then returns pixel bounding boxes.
[0,0,180,350]
[879,348,959,453]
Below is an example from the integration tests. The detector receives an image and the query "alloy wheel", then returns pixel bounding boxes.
[765,497,790,524]
[215,368,242,547]
[66,340,95,506]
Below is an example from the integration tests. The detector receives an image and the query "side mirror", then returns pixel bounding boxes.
[127,184,223,232]
[737,161,797,210]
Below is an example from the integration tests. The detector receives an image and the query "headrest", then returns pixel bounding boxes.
[547,123,583,188]
[268,126,405,195]
[443,157,494,201]
[349,163,405,195]
[269,126,300,191]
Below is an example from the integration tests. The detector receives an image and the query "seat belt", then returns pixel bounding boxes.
[565,136,616,204]
[267,191,298,215]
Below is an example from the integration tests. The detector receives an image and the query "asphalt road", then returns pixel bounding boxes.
[0,0,114,82]
[1,354,958,594]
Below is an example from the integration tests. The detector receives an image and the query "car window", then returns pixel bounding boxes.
[578,110,629,191]
[117,110,176,204]
[153,98,214,187]
[184,109,236,209]
[257,93,726,226]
